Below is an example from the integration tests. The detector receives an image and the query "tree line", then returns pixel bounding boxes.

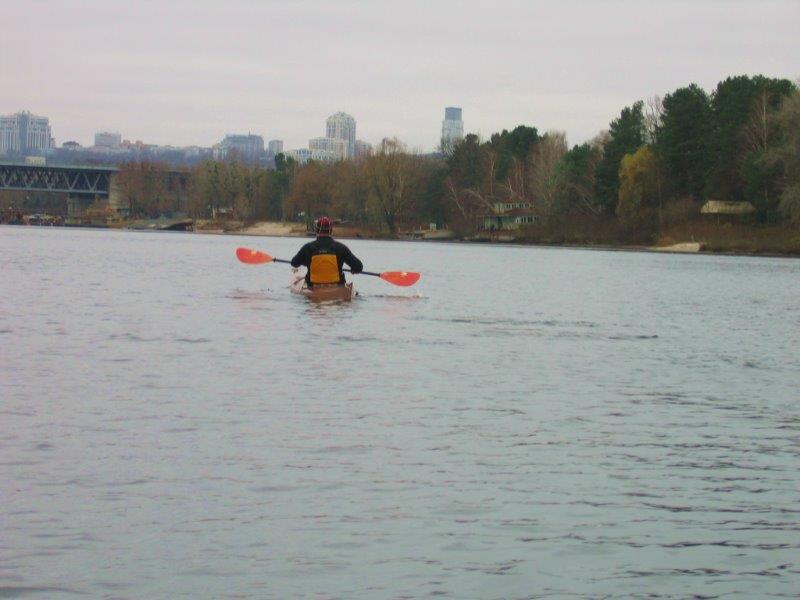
[112,74,800,241]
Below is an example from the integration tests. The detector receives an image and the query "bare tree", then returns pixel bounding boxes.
[365,138,418,234]
[740,89,773,157]
[644,95,664,144]
[529,131,567,218]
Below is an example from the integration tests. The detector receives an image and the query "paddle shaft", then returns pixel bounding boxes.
[273,257,380,277]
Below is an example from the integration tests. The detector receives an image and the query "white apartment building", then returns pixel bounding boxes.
[94,131,122,149]
[283,148,338,164]
[309,137,348,161]
[0,110,54,155]
[268,139,284,155]
[326,112,356,158]
[213,133,264,161]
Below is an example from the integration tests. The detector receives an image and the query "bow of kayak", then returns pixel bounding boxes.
[290,278,355,302]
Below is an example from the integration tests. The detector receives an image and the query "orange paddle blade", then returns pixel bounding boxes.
[236,247,273,264]
[380,271,420,286]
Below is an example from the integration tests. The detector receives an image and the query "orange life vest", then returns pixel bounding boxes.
[309,253,340,284]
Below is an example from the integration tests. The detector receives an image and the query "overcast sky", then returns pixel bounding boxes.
[2,0,797,152]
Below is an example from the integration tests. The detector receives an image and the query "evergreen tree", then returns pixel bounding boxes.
[594,101,645,214]
[558,143,603,215]
[446,134,484,189]
[707,75,795,203]
[488,125,539,181]
[656,84,712,200]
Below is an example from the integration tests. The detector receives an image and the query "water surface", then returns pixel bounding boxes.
[2,226,799,599]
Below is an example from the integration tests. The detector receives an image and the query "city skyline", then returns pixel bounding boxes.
[3,1,798,151]
[0,106,444,156]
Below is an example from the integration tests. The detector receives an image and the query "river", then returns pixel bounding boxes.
[2,226,799,599]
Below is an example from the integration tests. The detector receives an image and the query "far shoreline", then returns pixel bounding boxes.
[3,221,798,260]
[210,221,800,260]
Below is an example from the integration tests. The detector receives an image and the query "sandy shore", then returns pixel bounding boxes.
[237,222,307,236]
[649,242,704,253]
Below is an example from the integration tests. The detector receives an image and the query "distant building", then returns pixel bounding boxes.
[482,201,536,231]
[213,133,264,161]
[326,112,356,158]
[701,200,756,223]
[283,147,338,164]
[268,139,284,155]
[121,139,152,152]
[441,106,464,154]
[355,139,372,157]
[94,131,122,149]
[0,110,54,155]
[309,137,348,161]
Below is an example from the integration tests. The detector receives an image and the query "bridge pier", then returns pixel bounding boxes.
[108,174,126,216]
[66,193,99,219]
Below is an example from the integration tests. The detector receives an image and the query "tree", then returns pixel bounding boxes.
[416,161,449,228]
[284,161,330,226]
[594,101,645,214]
[494,125,539,201]
[447,134,484,189]
[765,91,800,224]
[656,84,712,200]
[268,153,295,220]
[707,75,795,204]
[617,146,662,225]
[444,134,502,230]
[644,95,664,145]
[365,138,419,234]
[115,161,171,217]
[529,131,567,219]
[189,161,222,218]
[557,142,604,215]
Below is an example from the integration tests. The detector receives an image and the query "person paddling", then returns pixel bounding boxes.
[290,216,363,288]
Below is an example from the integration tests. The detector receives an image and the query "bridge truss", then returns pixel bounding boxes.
[0,163,116,196]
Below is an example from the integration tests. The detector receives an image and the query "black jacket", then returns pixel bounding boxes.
[290,236,363,285]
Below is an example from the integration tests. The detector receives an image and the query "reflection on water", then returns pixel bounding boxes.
[1,226,799,599]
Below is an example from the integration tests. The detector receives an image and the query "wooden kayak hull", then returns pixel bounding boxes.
[290,279,354,302]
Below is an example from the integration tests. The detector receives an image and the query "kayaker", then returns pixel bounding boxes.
[290,216,363,287]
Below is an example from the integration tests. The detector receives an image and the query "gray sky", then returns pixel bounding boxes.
[2,0,798,152]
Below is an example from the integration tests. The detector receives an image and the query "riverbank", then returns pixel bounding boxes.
[224,220,800,258]
[4,217,798,257]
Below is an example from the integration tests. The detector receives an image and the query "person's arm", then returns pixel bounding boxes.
[341,245,363,274]
[291,243,310,268]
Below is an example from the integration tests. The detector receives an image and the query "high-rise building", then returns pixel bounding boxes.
[94,131,122,149]
[268,139,284,155]
[354,139,372,158]
[309,137,348,161]
[441,106,464,153]
[326,112,356,158]
[213,134,264,162]
[0,110,54,155]
[283,148,337,165]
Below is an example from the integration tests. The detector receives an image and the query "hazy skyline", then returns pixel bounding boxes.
[3,0,798,152]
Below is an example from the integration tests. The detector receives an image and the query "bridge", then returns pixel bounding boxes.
[0,161,122,219]
[0,161,117,196]
[0,161,191,221]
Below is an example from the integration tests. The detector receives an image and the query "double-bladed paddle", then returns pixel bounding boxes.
[235,247,421,287]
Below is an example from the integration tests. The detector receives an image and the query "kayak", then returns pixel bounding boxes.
[290,278,355,302]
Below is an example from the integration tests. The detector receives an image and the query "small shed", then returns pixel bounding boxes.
[701,200,756,215]
[701,200,756,224]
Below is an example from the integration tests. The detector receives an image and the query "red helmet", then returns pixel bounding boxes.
[314,216,333,234]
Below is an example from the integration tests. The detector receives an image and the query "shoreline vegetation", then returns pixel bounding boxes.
[197,218,800,258]
[3,74,799,257]
[3,217,799,258]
